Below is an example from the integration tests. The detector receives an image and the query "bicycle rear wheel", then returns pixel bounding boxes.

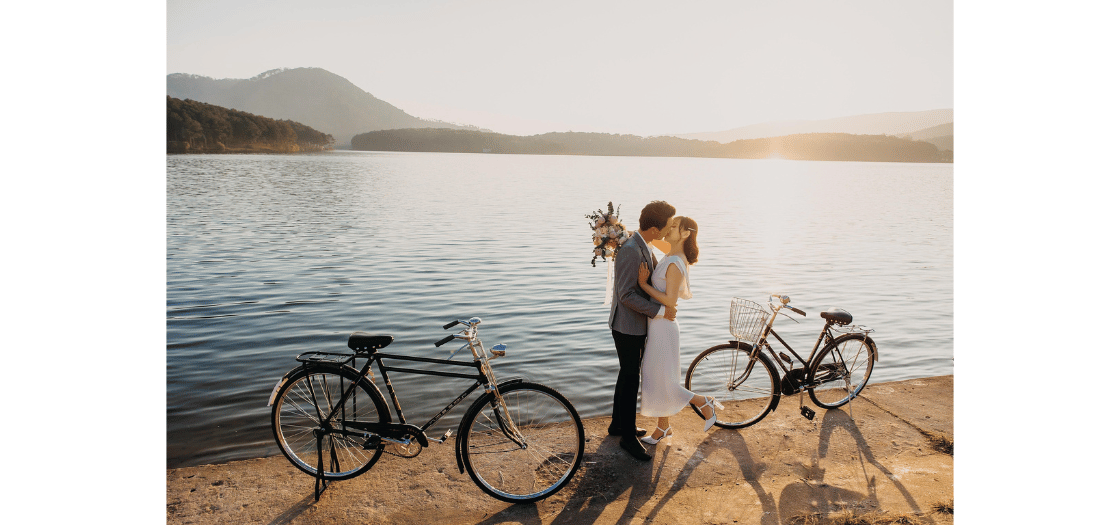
[807,334,876,409]
[685,343,780,429]
[271,364,390,480]
[460,382,584,503]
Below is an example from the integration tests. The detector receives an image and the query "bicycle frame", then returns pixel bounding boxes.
[732,298,850,392]
[291,321,520,448]
[368,351,488,434]
[755,325,841,377]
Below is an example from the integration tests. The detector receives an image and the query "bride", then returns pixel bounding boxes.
[637,216,722,445]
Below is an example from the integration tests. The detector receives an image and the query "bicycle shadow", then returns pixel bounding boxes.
[265,494,315,525]
[775,407,933,524]
[471,429,783,525]
[471,437,658,525]
[639,429,781,525]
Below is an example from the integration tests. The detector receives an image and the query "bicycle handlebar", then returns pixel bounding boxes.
[768,294,805,316]
[437,317,483,346]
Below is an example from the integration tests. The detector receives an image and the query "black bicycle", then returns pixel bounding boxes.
[267,317,585,503]
[684,295,878,428]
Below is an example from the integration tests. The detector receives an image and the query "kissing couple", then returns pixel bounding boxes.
[606,200,722,461]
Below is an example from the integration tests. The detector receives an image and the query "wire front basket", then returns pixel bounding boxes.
[730,297,769,343]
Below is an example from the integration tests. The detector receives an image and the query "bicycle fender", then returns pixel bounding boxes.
[267,366,307,406]
[266,363,365,406]
[865,336,879,362]
[844,334,879,362]
[454,378,524,474]
[825,334,879,363]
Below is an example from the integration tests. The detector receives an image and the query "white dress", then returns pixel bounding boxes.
[640,255,695,417]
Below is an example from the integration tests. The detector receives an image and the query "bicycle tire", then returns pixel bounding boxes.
[271,364,390,480]
[807,334,876,409]
[685,343,780,429]
[459,382,584,503]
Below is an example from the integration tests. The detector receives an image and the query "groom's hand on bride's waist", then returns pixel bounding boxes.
[664,304,677,321]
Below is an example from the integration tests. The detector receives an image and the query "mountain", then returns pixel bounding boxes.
[898,122,953,151]
[167,67,474,146]
[675,109,953,144]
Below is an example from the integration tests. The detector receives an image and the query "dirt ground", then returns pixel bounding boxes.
[167,375,953,524]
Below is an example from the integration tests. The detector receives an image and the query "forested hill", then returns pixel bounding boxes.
[167,68,477,146]
[352,128,951,163]
[167,96,334,153]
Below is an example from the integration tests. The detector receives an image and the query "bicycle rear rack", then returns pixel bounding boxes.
[832,324,874,335]
[296,351,356,366]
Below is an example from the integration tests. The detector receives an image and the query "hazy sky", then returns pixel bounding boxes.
[169,0,952,136]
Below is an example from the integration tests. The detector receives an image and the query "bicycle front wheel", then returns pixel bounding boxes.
[807,334,876,409]
[271,364,390,480]
[685,343,780,429]
[460,382,584,503]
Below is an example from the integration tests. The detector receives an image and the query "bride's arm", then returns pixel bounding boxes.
[638,262,681,309]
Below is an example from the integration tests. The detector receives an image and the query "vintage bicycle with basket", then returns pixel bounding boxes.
[684,294,878,428]
[267,317,584,503]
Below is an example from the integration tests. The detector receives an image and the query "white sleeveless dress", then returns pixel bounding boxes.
[640,255,695,417]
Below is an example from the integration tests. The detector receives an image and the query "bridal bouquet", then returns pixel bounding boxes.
[586,202,630,267]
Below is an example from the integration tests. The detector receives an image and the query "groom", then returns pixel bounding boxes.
[607,200,676,461]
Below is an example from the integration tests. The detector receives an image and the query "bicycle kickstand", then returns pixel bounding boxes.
[846,384,856,421]
[313,429,339,501]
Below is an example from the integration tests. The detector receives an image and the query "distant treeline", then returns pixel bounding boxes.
[167,96,334,153]
[352,128,949,163]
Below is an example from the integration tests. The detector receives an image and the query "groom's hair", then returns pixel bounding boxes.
[639,201,676,231]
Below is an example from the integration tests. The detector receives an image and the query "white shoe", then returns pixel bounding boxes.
[640,425,673,445]
[698,396,725,432]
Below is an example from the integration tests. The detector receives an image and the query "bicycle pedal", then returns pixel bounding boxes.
[431,429,453,444]
[800,406,816,421]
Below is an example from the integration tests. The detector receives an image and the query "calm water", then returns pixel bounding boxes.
[167,151,952,468]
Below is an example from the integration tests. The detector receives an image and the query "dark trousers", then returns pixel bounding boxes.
[609,330,645,435]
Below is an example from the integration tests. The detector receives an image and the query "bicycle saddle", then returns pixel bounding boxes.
[348,332,394,352]
[820,308,852,325]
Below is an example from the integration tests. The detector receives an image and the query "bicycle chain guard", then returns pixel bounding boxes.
[362,423,427,458]
[780,367,805,395]
[384,437,422,458]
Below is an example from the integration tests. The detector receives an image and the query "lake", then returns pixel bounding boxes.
[167,151,952,468]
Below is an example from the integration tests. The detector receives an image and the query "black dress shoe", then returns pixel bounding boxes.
[619,437,652,461]
[608,426,647,437]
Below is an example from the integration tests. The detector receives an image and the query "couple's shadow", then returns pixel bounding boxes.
[472,429,779,525]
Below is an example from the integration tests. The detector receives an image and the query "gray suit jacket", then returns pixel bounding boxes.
[609,234,663,336]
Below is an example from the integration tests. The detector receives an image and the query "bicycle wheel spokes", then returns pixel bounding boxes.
[272,367,388,480]
[463,383,584,503]
[686,344,779,428]
[808,335,875,408]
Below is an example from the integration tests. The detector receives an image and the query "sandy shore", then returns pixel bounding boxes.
[167,375,953,524]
